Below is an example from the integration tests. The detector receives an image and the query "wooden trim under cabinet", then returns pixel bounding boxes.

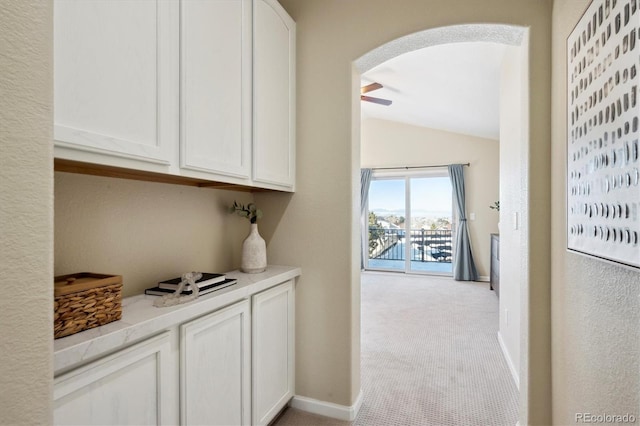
[55,158,270,193]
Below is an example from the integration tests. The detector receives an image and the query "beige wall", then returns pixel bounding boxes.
[498,44,528,386]
[55,173,253,297]
[260,1,552,423]
[0,1,54,424]
[0,0,556,422]
[349,65,362,401]
[551,1,640,424]
[361,118,499,278]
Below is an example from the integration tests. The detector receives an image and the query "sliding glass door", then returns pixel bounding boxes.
[408,176,453,274]
[367,178,406,271]
[366,170,453,275]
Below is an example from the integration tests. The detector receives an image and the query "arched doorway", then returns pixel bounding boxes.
[353,23,530,424]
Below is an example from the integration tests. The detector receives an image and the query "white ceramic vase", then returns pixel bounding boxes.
[241,223,267,273]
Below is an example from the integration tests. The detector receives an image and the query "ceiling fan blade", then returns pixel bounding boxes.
[361,82,383,94]
[361,95,392,106]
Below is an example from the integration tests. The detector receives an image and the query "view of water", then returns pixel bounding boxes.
[367,258,453,274]
[367,238,453,274]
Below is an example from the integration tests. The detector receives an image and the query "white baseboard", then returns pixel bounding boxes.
[290,390,363,421]
[497,331,520,390]
[478,275,490,282]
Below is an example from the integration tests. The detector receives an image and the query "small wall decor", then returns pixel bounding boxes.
[567,0,640,269]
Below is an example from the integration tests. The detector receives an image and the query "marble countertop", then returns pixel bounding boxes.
[54,265,301,374]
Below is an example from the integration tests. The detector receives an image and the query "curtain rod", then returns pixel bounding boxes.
[371,163,470,171]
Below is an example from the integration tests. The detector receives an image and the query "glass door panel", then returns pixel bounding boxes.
[366,178,406,271]
[409,176,453,274]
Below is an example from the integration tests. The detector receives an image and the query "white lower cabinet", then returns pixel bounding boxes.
[181,299,251,426]
[53,278,296,426]
[252,280,295,426]
[53,332,178,425]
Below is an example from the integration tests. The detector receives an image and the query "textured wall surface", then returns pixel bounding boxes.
[361,118,500,278]
[258,2,552,423]
[0,0,54,423]
[498,44,528,386]
[0,0,561,423]
[55,173,254,297]
[551,1,640,424]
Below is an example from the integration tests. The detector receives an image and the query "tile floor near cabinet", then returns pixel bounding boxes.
[274,272,518,426]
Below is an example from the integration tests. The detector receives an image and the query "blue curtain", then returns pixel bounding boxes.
[448,164,479,281]
[360,168,373,269]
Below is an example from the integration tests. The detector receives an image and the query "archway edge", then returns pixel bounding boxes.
[355,23,526,73]
[353,21,533,425]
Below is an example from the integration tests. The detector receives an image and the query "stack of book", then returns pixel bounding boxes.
[145,273,237,297]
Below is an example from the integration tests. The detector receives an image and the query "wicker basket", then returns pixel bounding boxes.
[54,273,123,339]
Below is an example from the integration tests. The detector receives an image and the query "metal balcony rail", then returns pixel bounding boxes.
[368,227,452,263]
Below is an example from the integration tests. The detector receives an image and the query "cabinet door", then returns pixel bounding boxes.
[253,0,296,191]
[54,332,178,425]
[54,0,179,170]
[180,0,252,180]
[252,280,295,425]
[181,299,251,426]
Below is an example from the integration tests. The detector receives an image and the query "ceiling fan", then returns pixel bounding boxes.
[361,82,392,106]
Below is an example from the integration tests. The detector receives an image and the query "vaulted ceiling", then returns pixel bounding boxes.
[361,42,508,140]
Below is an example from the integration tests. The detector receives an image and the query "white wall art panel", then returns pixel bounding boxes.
[567,0,640,269]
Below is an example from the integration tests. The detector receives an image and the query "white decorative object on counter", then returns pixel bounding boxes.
[152,271,201,307]
[230,201,267,273]
[242,223,267,273]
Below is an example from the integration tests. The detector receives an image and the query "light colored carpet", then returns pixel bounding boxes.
[274,272,519,426]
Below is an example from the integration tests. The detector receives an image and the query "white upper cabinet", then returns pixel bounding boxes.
[180,0,252,180]
[54,0,296,191]
[253,0,296,191]
[54,0,179,172]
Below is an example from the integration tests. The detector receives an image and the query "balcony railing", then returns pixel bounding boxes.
[368,227,452,263]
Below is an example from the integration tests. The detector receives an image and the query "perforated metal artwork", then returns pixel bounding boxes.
[567,0,640,269]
